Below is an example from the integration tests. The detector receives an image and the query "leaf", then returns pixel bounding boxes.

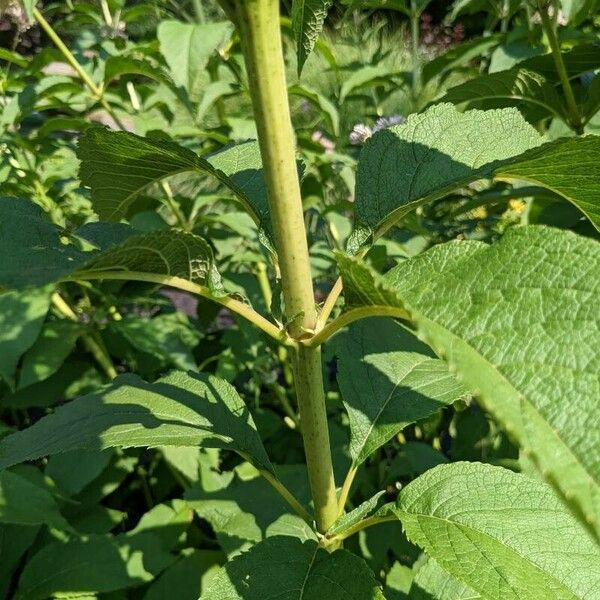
[411,559,481,600]
[440,68,567,119]
[351,104,600,250]
[0,198,86,289]
[45,449,113,496]
[0,469,71,531]
[493,135,600,230]
[289,84,340,135]
[327,490,391,538]
[0,370,275,475]
[186,464,314,558]
[143,550,223,600]
[351,104,541,248]
[521,43,600,81]
[0,285,52,386]
[157,20,233,101]
[18,319,83,388]
[0,524,40,599]
[15,532,175,599]
[77,128,273,244]
[292,0,334,75]
[393,462,600,600]
[339,64,400,103]
[338,226,600,539]
[202,536,385,599]
[336,318,466,466]
[421,34,502,85]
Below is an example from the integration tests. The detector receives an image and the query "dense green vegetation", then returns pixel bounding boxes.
[0,0,599,598]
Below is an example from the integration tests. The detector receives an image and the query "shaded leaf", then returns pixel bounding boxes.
[0,469,71,531]
[202,536,385,599]
[0,370,274,475]
[336,318,466,466]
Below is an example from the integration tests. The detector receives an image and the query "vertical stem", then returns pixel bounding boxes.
[192,0,206,23]
[410,1,421,106]
[230,0,338,534]
[538,1,583,134]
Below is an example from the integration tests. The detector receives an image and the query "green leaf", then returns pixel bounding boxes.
[143,550,223,600]
[440,68,567,119]
[327,490,391,538]
[351,104,600,250]
[45,449,113,496]
[0,285,52,386]
[292,0,334,75]
[77,128,273,244]
[421,35,502,85]
[338,226,600,539]
[0,370,274,475]
[0,469,71,531]
[393,462,600,600]
[103,55,172,88]
[336,318,466,466]
[157,20,233,101]
[202,536,385,599]
[18,319,83,388]
[289,84,340,136]
[521,44,600,81]
[0,524,40,599]
[15,531,175,599]
[0,198,86,289]
[411,559,480,600]
[186,464,314,558]
[493,135,600,230]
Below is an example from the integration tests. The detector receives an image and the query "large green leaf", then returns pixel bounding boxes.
[393,462,600,600]
[0,468,71,531]
[77,128,273,244]
[411,559,480,600]
[157,20,233,101]
[351,103,600,250]
[336,318,466,466]
[440,68,566,119]
[0,285,52,386]
[0,370,274,475]
[521,43,600,80]
[0,198,223,292]
[292,0,334,75]
[202,536,385,599]
[338,226,600,538]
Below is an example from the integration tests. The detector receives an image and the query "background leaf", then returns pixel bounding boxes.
[292,0,334,75]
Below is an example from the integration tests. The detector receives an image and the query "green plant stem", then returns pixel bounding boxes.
[258,467,314,526]
[256,262,273,309]
[538,1,583,134]
[160,181,188,229]
[316,277,343,329]
[410,0,421,105]
[327,514,398,543]
[231,0,339,535]
[308,305,411,348]
[68,271,289,345]
[33,7,128,131]
[192,0,206,23]
[51,292,118,380]
[336,465,358,517]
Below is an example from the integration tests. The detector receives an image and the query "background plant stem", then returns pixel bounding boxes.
[231,0,339,535]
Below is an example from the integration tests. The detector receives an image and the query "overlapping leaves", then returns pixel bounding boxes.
[338,226,600,539]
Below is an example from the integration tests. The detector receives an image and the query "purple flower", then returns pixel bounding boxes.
[349,123,373,145]
[373,115,406,133]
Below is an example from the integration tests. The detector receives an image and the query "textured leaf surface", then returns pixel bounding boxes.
[411,559,480,600]
[0,198,224,292]
[352,104,600,249]
[339,226,600,538]
[394,462,600,600]
[292,0,333,74]
[336,318,466,466]
[0,370,274,475]
[78,129,271,239]
[0,469,71,531]
[202,536,385,599]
